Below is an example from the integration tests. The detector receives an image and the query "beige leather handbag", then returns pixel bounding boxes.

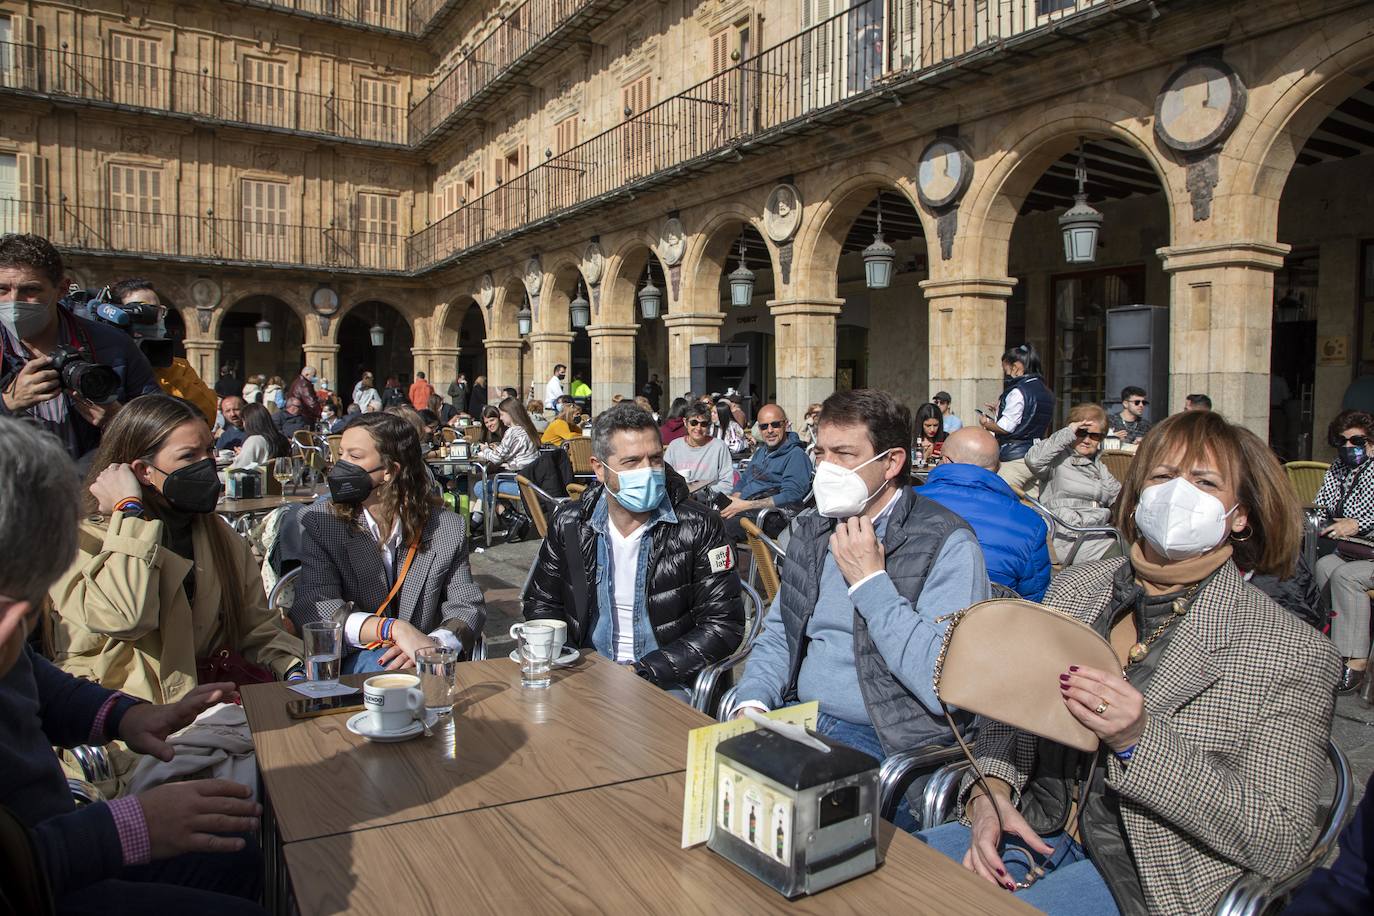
[933,598,1120,753]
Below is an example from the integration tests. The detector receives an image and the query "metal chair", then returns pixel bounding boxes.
[439,427,458,445]
[267,567,301,636]
[878,741,975,824]
[1100,450,1134,485]
[1020,492,1125,569]
[1284,461,1329,507]
[562,437,595,484]
[689,581,766,717]
[67,777,103,807]
[325,434,343,463]
[739,517,784,605]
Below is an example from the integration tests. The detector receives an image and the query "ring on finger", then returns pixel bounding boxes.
[1093,699,1109,716]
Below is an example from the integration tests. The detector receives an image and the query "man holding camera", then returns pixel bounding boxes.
[109,278,217,425]
[0,234,159,464]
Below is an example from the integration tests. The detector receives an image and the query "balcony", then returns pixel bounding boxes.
[0,40,408,147]
[0,198,406,274]
[408,0,633,148]
[408,0,1142,269]
[219,0,465,37]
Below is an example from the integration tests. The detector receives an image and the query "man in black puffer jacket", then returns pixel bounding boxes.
[523,402,744,697]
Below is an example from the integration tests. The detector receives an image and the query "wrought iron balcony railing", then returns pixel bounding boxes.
[1,199,406,273]
[0,40,407,146]
[222,0,462,37]
[407,0,1121,269]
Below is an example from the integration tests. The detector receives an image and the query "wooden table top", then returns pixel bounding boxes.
[217,490,321,516]
[241,653,710,843]
[285,772,1034,915]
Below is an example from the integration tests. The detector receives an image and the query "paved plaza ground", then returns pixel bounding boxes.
[471,536,1374,808]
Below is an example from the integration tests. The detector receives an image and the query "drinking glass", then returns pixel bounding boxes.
[415,645,459,716]
[272,457,294,496]
[519,623,556,689]
[302,621,343,687]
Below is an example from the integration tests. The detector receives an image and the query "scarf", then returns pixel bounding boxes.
[1128,541,1233,594]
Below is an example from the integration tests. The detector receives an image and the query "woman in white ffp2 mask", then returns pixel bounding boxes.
[926,409,1340,915]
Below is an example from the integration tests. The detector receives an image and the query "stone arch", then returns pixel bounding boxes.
[678,199,781,315]
[213,292,307,385]
[956,98,1181,278]
[337,299,415,402]
[489,272,526,338]
[1231,25,1374,241]
[208,287,310,339]
[537,255,591,335]
[792,155,937,298]
[603,230,671,327]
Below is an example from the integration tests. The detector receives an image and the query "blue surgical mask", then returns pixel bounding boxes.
[609,465,666,513]
[1341,445,1366,468]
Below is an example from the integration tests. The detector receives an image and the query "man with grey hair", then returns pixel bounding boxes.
[0,416,268,911]
[523,402,744,699]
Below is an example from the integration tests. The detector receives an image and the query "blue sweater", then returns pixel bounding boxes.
[918,463,1052,601]
[1,646,139,895]
[737,432,811,507]
[1284,771,1373,915]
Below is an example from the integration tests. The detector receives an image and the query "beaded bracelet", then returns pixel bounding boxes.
[114,497,144,517]
[380,618,395,643]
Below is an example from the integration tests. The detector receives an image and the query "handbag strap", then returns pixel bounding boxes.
[1333,462,1371,520]
[562,516,590,631]
[362,539,419,650]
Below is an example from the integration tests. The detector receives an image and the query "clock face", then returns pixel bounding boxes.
[1155,61,1246,153]
[917,139,972,210]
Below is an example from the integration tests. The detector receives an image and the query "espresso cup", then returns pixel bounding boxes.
[362,673,425,733]
[512,619,567,652]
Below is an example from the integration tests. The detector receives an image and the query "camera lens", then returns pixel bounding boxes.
[50,345,120,403]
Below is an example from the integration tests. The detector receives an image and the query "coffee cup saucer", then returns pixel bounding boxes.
[507,645,580,667]
[346,709,440,743]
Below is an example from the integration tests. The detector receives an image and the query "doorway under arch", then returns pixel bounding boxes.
[221,295,304,388]
[339,301,414,406]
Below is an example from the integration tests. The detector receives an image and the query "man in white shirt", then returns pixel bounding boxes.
[545,364,567,411]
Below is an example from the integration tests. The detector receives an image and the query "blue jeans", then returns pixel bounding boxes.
[472,478,519,511]
[919,822,1119,916]
[342,645,389,674]
[815,713,919,833]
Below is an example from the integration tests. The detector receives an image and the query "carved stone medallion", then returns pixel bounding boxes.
[917,138,974,211]
[1154,59,1247,155]
[658,218,686,266]
[581,241,605,286]
[523,258,543,295]
[311,285,339,315]
[763,184,802,244]
[475,272,495,308]
[189,278,222,309]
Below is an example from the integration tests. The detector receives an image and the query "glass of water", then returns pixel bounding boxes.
[519,623,557,689]
[415,645,459,716]
[302,621,343,687]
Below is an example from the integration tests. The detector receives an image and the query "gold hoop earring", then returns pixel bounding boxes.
[1230,525,1253,542]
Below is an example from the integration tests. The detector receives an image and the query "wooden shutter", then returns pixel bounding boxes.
[621,74,652,176]
[359,76,399,142]
[110,32,162,106]
[356,191,399,268]
[243,57,288,127]
[241,178,289,260]
[7,152,45,233]
[108,163,162,252]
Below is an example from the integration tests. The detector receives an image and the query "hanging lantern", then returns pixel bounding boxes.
[1059,138,1103,265]
[569,283,591,329]
[369,322,385,347]
[516,298,533,336]
[862,192,896,289]
[728,236,756,308]
[254,318,272,344]
[637,264,662,320]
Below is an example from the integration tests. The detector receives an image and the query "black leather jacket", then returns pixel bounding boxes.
[522,467,744,688]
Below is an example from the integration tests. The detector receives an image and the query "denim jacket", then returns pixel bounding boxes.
[587,491,677,663]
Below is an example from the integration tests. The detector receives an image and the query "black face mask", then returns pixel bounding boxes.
[156,457,222,514]
[327,460,383,505]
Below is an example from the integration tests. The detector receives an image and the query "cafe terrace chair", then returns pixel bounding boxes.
[739,517,784,605]
[919,739,1352,916]
[1100,450,1134,485]
[267,567,301,636]
[325,434,342,464]
[1019,492,1126,571]
[561,437,596,485]
[512,476,576,604]
[690,581,766,718]
[1284,461,1329,507]
[439,427,458,445]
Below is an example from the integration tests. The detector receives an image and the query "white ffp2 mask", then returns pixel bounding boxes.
[1133,476,1237,561]
[813,450,895,519]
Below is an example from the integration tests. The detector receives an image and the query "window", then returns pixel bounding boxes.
[361,0,403,31]
[1,15,39,92]
[241,178,290,261]
[434,179,461,221]
[493,147,525,228]
[358,76,399,143]
[621,74,653,178]
[355,191,399,269]
[550,114,579,209]
[108,163,163,252]
[242,56,289,128]
[109,32,164,107]
[800,0,836,110]
[0,153,17,232]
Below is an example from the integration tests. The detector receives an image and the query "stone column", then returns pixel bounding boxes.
[183,339,221,384]
[528,331,575,403]
[586,323,638,413]
[768,298,843,422]
[484,337,525,401]
[662,311,724,399]
[429,346,460,398]
[302,343,340,392]
[921,277,1017,426]
[1158,241,1289,437]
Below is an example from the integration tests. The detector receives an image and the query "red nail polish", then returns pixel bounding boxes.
[1059,674,1070,681]
[1069,665,1079,672]
[996,868,1006,876]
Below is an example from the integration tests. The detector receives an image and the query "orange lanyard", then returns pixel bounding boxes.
[364,539,419,649]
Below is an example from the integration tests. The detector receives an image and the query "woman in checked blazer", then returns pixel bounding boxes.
[291,412,486,674]
[921,410,1340,916]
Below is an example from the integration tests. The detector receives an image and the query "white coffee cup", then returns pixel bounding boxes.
[512,619,567,652]
[362,673,425,733]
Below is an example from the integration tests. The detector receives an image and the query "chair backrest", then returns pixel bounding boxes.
[439,427,458,444]
[562,436,594,475]
[1284,460,1329,507]
[739,517,782,604]
[1100,451,1134,485]
[515,475,552,539]
[326,434,343,464]
[267,567,301,636]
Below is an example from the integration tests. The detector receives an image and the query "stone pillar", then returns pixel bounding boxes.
[183,339,221,384]
[429,346,461,398]
[662,311,724,400]
[586,323,637,414]
[1158,241,1289,437]
[768,298,843,422]
[921,277,1017,426]
[302,344,340,392]
[528,331,575,404]
[484,337,524,402]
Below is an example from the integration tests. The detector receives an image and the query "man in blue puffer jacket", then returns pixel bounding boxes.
[918,428,1051,600]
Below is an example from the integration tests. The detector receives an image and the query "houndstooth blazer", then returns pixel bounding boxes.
[963,557,1340,916]
[289,500,486,656]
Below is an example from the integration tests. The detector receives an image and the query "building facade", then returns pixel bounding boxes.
[1,0,1371,459]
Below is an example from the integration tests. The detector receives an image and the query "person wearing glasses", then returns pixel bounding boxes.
[1108,386,1152,444]
[109,278,219,427]
[1025,404,1123,564]
[719,403,813,539]
[665,401,735,498]
[1313,409,1374,693]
